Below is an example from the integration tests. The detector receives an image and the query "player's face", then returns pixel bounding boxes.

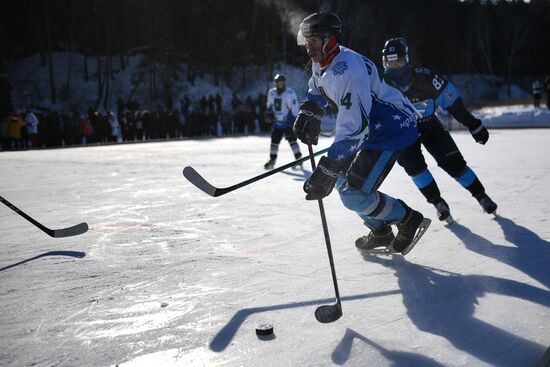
[304,36,324,63]
[275,80,285,89]
[384,58,407,70]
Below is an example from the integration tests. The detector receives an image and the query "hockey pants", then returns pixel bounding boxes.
[337,149,406,231]
[397,117,485,203]
[269,125,301,159]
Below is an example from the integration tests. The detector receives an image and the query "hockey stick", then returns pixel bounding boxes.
[0,196,89,238]
[183,147,329,197]
[306,143,343,323]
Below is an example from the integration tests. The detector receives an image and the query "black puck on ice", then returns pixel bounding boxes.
[255,323,274,336]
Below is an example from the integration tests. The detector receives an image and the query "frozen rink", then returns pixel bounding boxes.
[1,130,549,367]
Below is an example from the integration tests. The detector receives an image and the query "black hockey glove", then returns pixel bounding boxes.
[293,100,324,145]
[469,119,489,145]
[446,98,488,144]
[303,156,340,200]
[265,111,276,125]
[416,115,436,134]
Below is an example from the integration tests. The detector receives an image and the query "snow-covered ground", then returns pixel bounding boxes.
[442,105,550,130]
[1,128,549,366]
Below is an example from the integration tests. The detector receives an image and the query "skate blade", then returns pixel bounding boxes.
[357,247,397,256]
[444,215,454,225]
[401,218,432,256]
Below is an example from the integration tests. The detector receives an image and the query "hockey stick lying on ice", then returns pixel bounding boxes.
[0,196,89,238]
[183,147,329,197]
[305,143,343,324]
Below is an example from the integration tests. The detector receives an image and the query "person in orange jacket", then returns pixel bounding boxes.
[6,112,26,150]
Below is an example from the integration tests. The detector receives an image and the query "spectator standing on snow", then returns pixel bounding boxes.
[25,110,39,148]
[0,114,8,150]
[6,112,25,150]
[544,75,550,109]
[532,79,542,108]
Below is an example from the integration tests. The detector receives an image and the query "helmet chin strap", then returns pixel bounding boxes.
[319,34,339,68]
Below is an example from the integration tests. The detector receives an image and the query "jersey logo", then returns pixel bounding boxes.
[274,98,282,111]
[332,61,348,76]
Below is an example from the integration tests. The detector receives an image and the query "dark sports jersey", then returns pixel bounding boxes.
[387,66,480,129]
[401,67,459,118]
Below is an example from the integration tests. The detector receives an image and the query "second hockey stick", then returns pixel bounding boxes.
[305,143,343,323]
[0,196,89,238]
[183,147,329,197]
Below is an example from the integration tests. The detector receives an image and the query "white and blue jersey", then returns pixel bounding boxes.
[266,87,299,129]
[307,46,419,161]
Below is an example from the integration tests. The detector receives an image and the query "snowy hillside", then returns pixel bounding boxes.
[6,52,311,113]
[6,52,537,118]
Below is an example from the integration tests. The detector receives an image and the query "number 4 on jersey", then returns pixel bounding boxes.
[340,92,352,109]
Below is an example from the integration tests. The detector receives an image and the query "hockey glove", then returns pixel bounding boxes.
[416,115,436,134]
[293,100,324,145]
[469,119,489,145]
[265,111,276,125]
[303,156,339,200]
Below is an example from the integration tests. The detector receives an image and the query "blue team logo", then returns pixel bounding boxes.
[332,61,348,76]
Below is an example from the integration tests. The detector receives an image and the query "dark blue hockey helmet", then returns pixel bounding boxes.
[273,74,286,82]
[382,37,409,68]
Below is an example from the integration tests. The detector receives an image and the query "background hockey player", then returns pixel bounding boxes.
[264,74,302,169]
[293,12,430,254]
[382,37,497,223]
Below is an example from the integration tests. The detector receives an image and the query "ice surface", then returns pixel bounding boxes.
[1,131,549,366]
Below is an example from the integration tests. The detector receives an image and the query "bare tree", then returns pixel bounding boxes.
[473,8,494,75]
[44,2,56,104]
[504,16,531,79]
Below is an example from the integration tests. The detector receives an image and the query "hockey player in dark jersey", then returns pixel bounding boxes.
[382,37,497,223]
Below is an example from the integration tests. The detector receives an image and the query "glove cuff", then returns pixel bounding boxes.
[470,124,484,134]
[299,109,323,122]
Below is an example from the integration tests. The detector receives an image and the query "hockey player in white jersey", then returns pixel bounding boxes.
[264,74,302,169]
[293,11,430,254]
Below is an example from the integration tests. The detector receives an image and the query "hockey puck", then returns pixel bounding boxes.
[255,323,274,336]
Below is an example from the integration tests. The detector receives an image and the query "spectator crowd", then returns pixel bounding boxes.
[0,92,270,151]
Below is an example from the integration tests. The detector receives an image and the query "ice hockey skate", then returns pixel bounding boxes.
[476,193,497,215]
[389,201,431,255]
[264,157,276,170]
[291,162,303,170]
[434,198,453,224]
[355,226,395,253]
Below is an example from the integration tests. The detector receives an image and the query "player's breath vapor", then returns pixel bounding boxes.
[254,0,309,37]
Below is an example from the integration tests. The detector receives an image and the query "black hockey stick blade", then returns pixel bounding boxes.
[183,167,220,196]
[51,222,89,238]
[0,196,89,238]
[183,147,329,197]
[315,302,343,323]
